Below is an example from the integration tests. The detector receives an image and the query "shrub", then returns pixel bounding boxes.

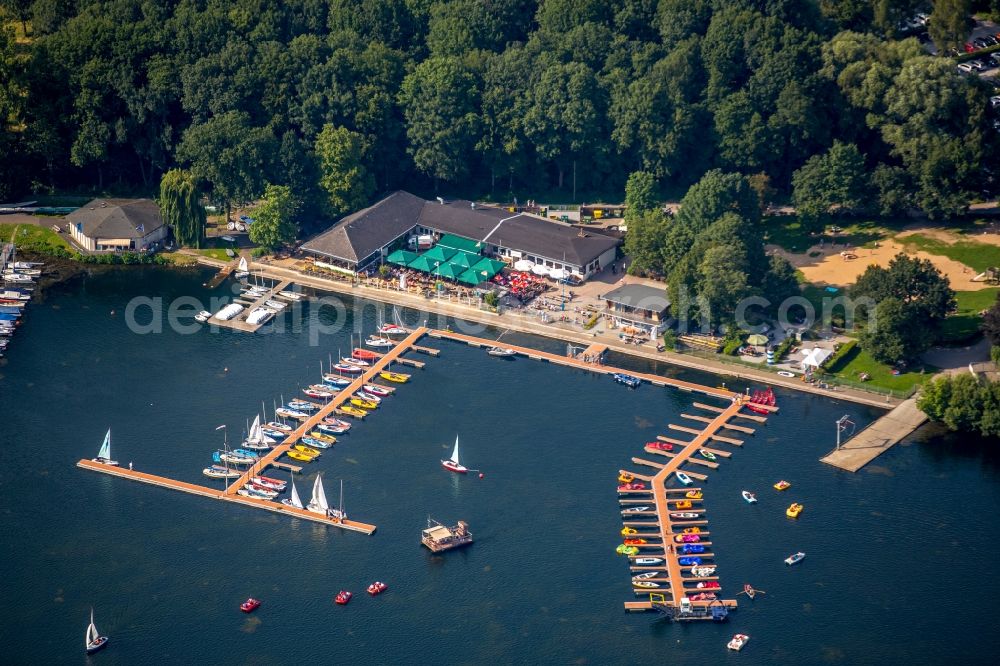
[820,339,857,373]
[772,336,795,362]
[251,246,269,258]
[583,312,601,330]
[722,338,742,355]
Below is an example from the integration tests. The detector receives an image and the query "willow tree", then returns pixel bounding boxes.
[159,169,205,248]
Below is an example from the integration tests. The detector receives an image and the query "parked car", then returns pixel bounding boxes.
[990,95,1000,108]
[965,42,976,53]
[957,62,975,73]
[974,37,989,49]
[989,52,1000,66]
[985,35,999,47]
[970,59,988,72]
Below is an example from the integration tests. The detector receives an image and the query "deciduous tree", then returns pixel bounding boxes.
[249,184,301,250]
[314,124,375,218]
[159,169,205,248]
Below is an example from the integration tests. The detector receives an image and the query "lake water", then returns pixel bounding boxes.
[0,266,997,664]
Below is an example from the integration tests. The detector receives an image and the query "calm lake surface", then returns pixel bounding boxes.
[0,266,997,665]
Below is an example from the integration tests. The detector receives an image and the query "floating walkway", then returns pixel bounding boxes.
[77,327,431,533]
[619,397,772,615]
[428,330,736,400]
[820,397,927,472]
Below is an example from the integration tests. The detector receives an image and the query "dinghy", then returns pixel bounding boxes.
[742,490,757,503]
[442,435,468,473]
[675,471,692,486]
[85,608,109,654]
[92,429,118,466]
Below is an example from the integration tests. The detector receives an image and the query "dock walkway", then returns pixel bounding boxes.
[820,397,927,472]
[211,279,292,333]
[429,330,735,400]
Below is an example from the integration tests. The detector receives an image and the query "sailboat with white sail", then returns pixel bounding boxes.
[306,473,330,516]
[281,475,304,509]
[241,415,274,450]
[234,256,249,279]
[92,428,119,466]
[441,435,468,474]
[85,608,109,654]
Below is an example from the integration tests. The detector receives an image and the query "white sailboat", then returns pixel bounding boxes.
[307,473,330,516]
[92,429,119,466]
[85,608,109,654]
[242,415,274,450]
[281,476,304,509]
[441,435,468,474]
[235,256,249,279]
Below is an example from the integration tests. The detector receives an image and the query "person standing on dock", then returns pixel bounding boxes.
[128,461,133,470]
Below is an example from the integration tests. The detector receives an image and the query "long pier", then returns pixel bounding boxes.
[428,329,737,400]
[819,397,927,472]
[77,326,431,534]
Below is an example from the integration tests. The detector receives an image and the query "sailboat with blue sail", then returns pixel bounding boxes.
[92,428,118,466]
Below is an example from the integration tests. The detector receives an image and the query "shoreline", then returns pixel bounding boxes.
[189,255,898,410]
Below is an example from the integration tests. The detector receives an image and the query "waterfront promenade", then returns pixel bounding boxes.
[193,254,899,409]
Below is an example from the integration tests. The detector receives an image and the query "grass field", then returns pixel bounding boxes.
[940,288,998,342]
[827,345,934,394]
[900,234,1000,273]
[764,215,893,253]
[194,248,233,261]
[0,223,73,254]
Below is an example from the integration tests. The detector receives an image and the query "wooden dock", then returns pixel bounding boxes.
[76,327,431,533]
[210,279,293,333]
[580,342,608,362]
[428,330,737,400]
[820,397,927,472]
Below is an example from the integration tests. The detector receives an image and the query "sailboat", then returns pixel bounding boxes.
[234,256,249,279]
[92,429,119,466]
[307,473,330,516]
[242,415,274,450]
[441,435,468,474]
[85,608,109,654]
[281,476,304,509]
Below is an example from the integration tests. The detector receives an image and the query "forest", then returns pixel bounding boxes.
[0,0,998,226]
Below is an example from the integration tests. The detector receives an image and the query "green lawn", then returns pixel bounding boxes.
[193,248,233,261]
[764,215,892,253]
[900,234,1000,273]
[827,345,934,394]
[940,288,999,342]
[0,223,73,255]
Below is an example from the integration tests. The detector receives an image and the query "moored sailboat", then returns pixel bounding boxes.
[441,435,468,473]
[92,429,118,466]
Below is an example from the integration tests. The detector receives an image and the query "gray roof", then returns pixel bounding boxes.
[301,191,620,267]
[603,283,670,313]
[66,199,164,239]
[301,191,425,262]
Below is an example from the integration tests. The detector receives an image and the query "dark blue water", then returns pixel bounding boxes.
[1,267,997,664]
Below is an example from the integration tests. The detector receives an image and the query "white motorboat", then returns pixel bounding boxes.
[487,347,516,357]
[278,290,303,301]
[635,557,663,565]
[741,490,757,503]
[194,310,212,322]
[676,471,693,486]
[91,428,119,466]
[784,551,805,566]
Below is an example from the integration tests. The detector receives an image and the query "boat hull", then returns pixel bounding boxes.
[442,460,468,474]
[86,637,109,654]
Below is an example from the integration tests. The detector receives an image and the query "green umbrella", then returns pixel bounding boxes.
[746,333,768,346]
[448,251,479,269]
[433,262,462,280]
[470,257,505,277]
[387,249,419,266]
[457,267,491,286]
[422,245,456,263]
[407,255,436,273]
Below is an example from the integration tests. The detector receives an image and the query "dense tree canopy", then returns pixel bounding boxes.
[0,0,994,226]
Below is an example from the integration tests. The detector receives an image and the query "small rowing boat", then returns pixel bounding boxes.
[742,490,757,503]
[622,506,652,514]
[635,557,662,565]
[675,471,692,486]
[669,512,699,519]
[699,449,716,461]
[632,581,660,589]
[632,571,659,580]
[784,551,805,565]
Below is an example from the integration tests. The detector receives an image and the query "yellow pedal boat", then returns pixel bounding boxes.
[618,473,634,483]
[621,527,638,536]
[685,490,702,499]
[674,500,693,510]
[774,480,791,491]
[338,406,367,418]
[379,371,409,383]
[286,450,314,462]
[786,503,803,519]
[350,398,378,410]
[294,444,321,457]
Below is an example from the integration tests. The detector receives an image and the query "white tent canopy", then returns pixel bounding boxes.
[548,267,567,280]
[531,264,550,276]
[513,259,535,271]
[800,347,833,369]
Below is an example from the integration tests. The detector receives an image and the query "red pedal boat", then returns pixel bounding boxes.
[366,581,388,596]
[618,482,646,491]
[240,598,261,613]
[335,590,352,605]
